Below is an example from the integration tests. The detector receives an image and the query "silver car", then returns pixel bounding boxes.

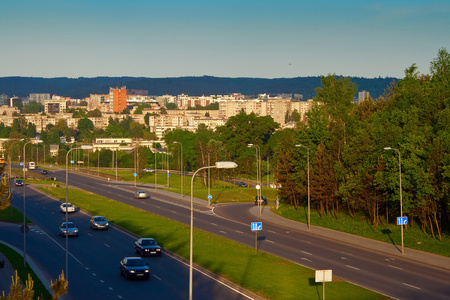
[89,216,109,230]
[59,222,78,237]
[135,191,149,199]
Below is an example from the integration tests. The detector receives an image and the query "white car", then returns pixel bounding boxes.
[135,191,149,199]
[60,203,75,213]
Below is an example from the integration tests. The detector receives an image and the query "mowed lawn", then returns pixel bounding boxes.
[37,186,388,300]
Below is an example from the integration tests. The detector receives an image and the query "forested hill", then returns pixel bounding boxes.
[0,76,397,99]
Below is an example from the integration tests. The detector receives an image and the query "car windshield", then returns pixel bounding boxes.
[138,191,145,194]
[141,239,156,246]
[62,223,76,228]
[94,217,106,221]
[127,259,145,266]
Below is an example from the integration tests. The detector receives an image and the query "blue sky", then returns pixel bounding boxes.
[1,0,449,78]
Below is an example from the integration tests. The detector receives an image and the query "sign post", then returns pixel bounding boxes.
[315,270,332,300]
[251,222,262,254]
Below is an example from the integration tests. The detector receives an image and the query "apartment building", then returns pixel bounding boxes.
[45,98,69,114]
[110,86,127,113]
[29,93,50,104]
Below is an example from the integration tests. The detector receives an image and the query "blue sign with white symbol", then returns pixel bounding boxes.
[207,194,212,200]
[70,160,74,164]
[134,173,137,177]
[20,162,23,166]
[397,216,408,225]
[251,222,262,231]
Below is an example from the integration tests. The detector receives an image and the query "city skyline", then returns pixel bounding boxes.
[1,0,449,79]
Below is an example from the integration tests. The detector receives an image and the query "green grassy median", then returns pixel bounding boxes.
[37,186,386,300]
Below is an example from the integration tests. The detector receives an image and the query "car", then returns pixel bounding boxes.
[134,238,162,256]
[254,195,268,205]
[135,191,149,199]
[143,168,155,173]
[15,179,24,186]
[60,203,75,213]
[59,222,78,237]
[41,169,48,175]
[238,181,247,187]
[119,257,150,280]
[89,216,109,230]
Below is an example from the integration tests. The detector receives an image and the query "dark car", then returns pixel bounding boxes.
[41,169,48,175]
[254,195,268,205]
[238,181,247,187]
[59,222,79,237]
[134,238,162,256]
[89,216,109,230]
[119,257,150,280]
[15,179,24,186]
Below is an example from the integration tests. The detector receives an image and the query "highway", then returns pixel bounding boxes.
[7,167,450,299]
[5,170,261,300]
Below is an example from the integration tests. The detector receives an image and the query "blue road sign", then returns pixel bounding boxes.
[397,216,408,225]
[251,222,262,231]
[134,173,137,177]
[208,194,212,200]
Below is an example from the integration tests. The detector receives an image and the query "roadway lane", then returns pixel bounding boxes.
[51,170,450,299]
[7,182,260,300]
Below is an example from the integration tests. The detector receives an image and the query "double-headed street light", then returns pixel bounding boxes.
[295,144,310,230]
[384,147,404,254]
[247,144,262,215]
[65,144,93,281]
[23,139,43,267]
[189,161,238,300]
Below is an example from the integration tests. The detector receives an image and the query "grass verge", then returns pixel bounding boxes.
[36,186,386,300]
[273,203,450,257]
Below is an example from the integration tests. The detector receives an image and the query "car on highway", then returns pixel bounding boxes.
[41,169,48,175]
[15,179,24,186]
[119,257,150,280]
[60,203,75,213]
[135,191,149,199]
[134,238,162,256]
[89,216,109,230]
[254,195,268,205]
[59,222,79,237]
[143,168,155,173]
[237,181,247,187]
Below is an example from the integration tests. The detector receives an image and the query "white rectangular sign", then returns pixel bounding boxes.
[315,270,332,282]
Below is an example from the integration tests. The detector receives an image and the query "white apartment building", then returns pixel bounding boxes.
[45,99,68,114]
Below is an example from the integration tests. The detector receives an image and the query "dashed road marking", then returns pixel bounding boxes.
[403,283,420,290]
[301,251,312,256]
[346,265,360,270]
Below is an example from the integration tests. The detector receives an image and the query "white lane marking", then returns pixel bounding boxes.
[304,240,312,244]
[301,251,312,256]
[220,230,227,234]
[266,240,275,244]
[152,274,161,280]
[92,273,97,276]
[389,265,403,270]
[341,257,348,260]
[211,223,218,226]
[118,296,123,299]
[301,258,312,262]
[346,265,360,271]
[155,206,161,208]
[87,233,93,237]
[104,243,110,248]
[403,283,421,290]
[100,280,104,283]
[108,287,113,291]
[268,230,276,234]
[171,210,177,214]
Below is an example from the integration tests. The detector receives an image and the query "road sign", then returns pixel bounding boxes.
[70,160,74,164]
[134,173,137,177]
[207,194,212,200]
[397,216,407,225]
[256,184,260,190]
[251,222,262,231]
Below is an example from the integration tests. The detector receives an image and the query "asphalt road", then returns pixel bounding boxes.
[9,167,450,299]
[5,172,261,300]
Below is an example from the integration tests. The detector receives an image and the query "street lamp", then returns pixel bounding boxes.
[8,139,24,218]
[296,144,310,230]
[189,161,238,300]
[65,144,93,280]
[384,147,404,254]
[248,144,262,215]
[174,141,183,198]
[23,139,43,267]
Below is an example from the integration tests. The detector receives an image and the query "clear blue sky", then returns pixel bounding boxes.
[1,0,449,79]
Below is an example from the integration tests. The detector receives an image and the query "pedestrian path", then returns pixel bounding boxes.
[248,205,450,271]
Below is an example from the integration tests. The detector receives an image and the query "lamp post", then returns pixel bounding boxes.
[8,139,24,218]
[66,144,93,281]
[154,146,157,190]
[189,161,238,300]
[384,147,404,254]
[23,139,43,267]
[174,141,183,198]
[296,144,310,230]
[248,144,262,215]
